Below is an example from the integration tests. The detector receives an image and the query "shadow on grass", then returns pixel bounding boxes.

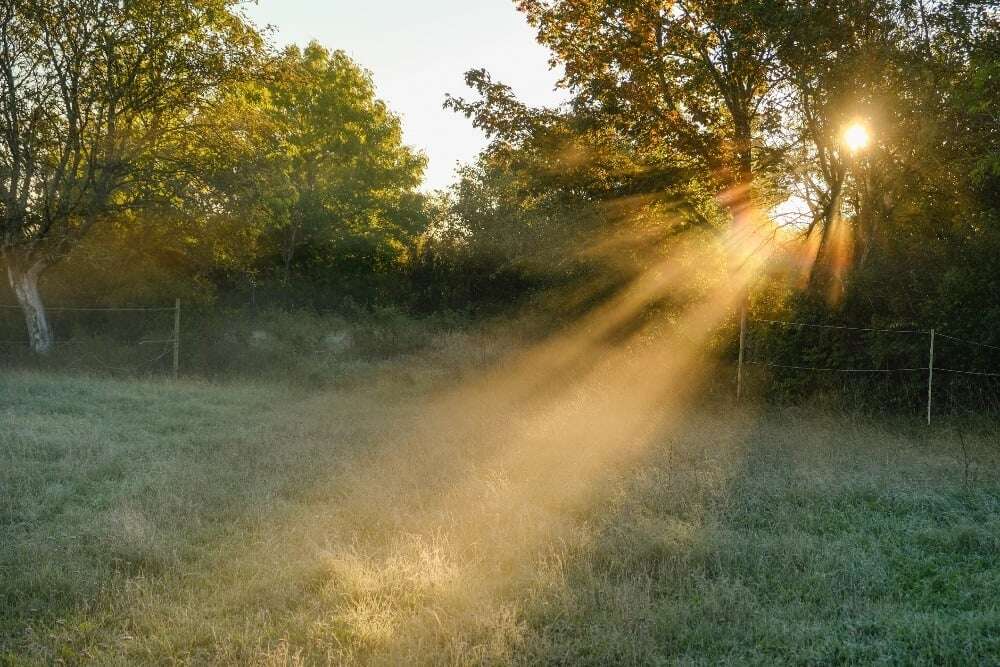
[513,411,1000,665]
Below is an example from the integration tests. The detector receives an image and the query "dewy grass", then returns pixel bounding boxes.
[1,358,999,665]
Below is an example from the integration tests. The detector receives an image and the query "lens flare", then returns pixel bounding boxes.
[843,123,870,153]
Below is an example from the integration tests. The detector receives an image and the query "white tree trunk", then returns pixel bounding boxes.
[6,259,53,354]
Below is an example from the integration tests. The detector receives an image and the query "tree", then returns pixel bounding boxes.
[773,0,998,297]
[444,69,726,313]
[256,43,427,287]
[0,0,260,352]
[518,0,784,199]
[516,0,793,337]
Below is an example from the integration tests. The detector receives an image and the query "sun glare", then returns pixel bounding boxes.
[843,122,870,153]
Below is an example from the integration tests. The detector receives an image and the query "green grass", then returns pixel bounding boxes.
[2,360,999,665]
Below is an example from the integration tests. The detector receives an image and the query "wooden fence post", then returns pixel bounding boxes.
[173,298,181,380]
[737,304,747,402]
[926,328,935,426]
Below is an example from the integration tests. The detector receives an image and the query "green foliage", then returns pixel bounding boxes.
[2,38,435,316]
[250,42,428,282]
[441,69,728,313]
[0,0,263,266]
[433,0,1000,405]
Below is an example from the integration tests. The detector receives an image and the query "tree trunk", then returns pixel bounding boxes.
[6,257,53,354]
[732,123,753,328]
[808,177,844,290]
[283,224,299,284]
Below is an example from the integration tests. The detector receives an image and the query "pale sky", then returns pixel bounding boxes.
[244,1,568,191]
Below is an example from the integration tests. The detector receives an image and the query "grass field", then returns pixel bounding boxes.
[2,340,1000,664]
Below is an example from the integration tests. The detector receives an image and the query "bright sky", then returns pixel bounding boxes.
[244,1,567,192]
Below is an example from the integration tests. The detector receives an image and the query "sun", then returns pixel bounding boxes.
[843,122,870,153]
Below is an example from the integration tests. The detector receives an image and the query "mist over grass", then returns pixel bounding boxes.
[2,1,997,662]
[2,333,999,664]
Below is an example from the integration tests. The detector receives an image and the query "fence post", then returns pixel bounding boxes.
[173,298,181,380]
[926,328,935,426]
[736,303,747,402]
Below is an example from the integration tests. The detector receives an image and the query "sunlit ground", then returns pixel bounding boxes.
[3,210,999,664]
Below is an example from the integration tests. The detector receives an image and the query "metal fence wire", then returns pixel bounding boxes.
[0,300,181,377]
[738,318,1000,422]
[3,300,1000,421]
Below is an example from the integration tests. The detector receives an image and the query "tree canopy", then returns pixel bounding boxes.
[434,0,999,403]
[0,0,261,350]
[0,0,997,411]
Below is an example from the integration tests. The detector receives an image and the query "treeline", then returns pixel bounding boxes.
[25,39,449,307]
[0,3,475,355]
[440,0,999,408]
[2,0,999,405]
[448,0,999,321]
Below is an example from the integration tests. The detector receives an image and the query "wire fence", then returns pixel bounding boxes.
[0,300,181,377]
[3,298,1000,421]
[738,317,1000,422]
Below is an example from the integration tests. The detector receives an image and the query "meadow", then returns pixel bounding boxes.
[2,326,999,666]
[3,0,998,663]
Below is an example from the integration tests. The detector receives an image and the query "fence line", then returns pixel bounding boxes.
[0,300,181,377]
[0,304,176,312]
[3,302,1000,413]
[751,318,926,334]
[934,367,1000,378]
[740,318,1000,424]
[0,338,177,346]
[935,332,1000,351]
[746,361,927,373]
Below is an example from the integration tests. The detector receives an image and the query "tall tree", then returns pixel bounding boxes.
[518,0,784,197]
[774,0,997,294]
[0,0,260,352]
[258,43,427,285]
